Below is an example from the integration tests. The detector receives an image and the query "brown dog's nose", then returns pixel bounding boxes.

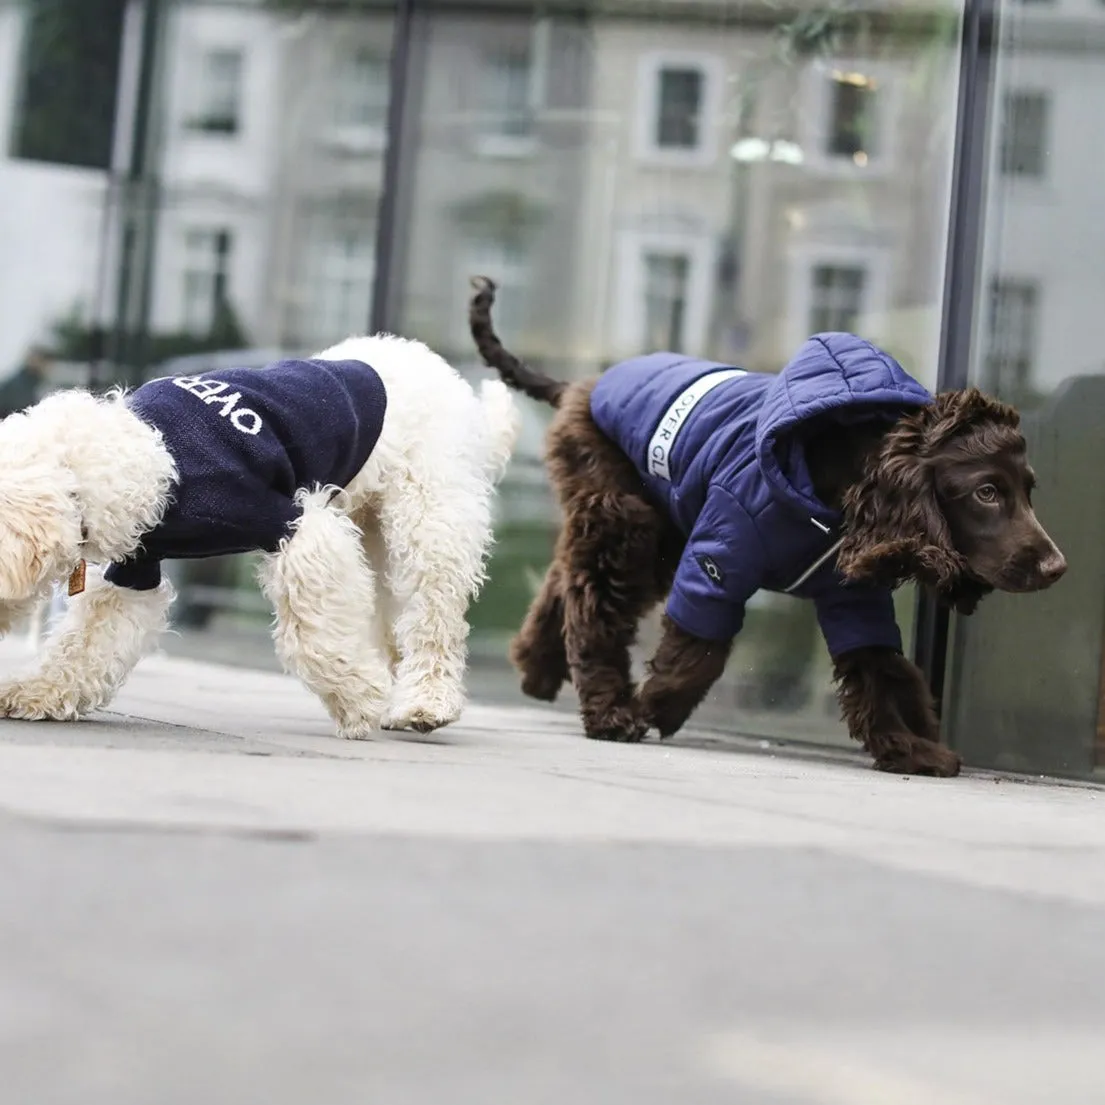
[1038,548,1067,585]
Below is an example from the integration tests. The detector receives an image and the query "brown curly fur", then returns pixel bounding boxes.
[469,277,1064,776]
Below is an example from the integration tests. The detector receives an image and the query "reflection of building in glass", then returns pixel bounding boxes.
[0,0,960,388]
[0,0,1100,771]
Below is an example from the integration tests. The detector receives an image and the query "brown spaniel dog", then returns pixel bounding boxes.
[469,277,1065,776]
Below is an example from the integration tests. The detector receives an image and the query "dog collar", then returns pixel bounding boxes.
[67,518,90,596]
[67,559,87,596]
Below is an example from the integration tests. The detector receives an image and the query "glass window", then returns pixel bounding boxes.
[655,67,704,151]
[333,47,390,133]
[9,0,126,169]
[479,51,532,141]
[983,278,1038,397]
[0,0,976,757]
[643,252,691,350]
[391,3,963,746]
[180,228,233,335]
[636,52,721,165]
[944,2,1104,778]
[188,48,243,135]
[826,74,879,162]
[809,265,867,333]
[300,224,377,350]
[999,90,1049,178]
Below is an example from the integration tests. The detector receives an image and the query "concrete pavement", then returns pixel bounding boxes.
[0,640,1103,1104]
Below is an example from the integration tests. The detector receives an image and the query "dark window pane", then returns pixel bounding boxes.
[1000,91,1048,177]
[10,0,126,170]
[827,79,877,158]
[656,67,703,149]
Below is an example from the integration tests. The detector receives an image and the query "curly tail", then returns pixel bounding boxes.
[468,275,567,408]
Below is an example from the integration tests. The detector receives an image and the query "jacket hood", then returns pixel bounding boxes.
[754,332,933,522]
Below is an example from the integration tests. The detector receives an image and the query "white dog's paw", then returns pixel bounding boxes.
[0,678,88,721]
[381,682,464,733]
[335,710,383,741]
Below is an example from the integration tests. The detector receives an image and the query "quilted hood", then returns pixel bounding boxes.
[754,332,933,521]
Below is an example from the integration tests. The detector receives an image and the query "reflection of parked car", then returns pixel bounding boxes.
[151,348,297,629]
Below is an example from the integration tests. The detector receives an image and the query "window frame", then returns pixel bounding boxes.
[180,226,234,335]
[785,245,891,353]
[324,44,391,156]
[800,59,900,176]
[983,276,1040,394]
[185,46,244,137]
[634,51,724,168]
[998,88,1050,180]
[473,47,537,159]
[614,228,716,356]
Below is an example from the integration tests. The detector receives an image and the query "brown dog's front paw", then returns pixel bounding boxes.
[638,693,694,739]
[583,702,649,743]
[874,737,961,778]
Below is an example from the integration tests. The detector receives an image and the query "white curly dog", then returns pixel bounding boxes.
[0,334,519,736]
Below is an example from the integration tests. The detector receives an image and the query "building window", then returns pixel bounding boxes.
[999,91,1048,178]
[10,0,127,170]
[181,228,233,334]
[636,53,721,165]
[826,71,879,163]
[984,278,1038,393]
[809,264,866,333]
[334,48,390,132]
[643,252,691,350]
[302,225,376,346]
[187,48,243,135]
[478,51,533,141]
[655,67,704,151]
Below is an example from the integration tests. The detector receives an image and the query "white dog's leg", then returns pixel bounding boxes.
[258,488,391,739]
[379,483,491,733]
[0,573,172,720]
[358,516,401,672]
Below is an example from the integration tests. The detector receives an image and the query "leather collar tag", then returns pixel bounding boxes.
[67,559,87,596]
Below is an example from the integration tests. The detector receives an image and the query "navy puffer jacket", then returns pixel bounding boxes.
[105,358,388,591]
[589,333,933,656]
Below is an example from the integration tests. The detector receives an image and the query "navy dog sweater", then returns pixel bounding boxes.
[104,358,388,591]
[589,332,933,658]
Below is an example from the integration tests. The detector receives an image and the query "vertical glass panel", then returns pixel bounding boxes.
[945,0,1105,778]
[392,0,965,744]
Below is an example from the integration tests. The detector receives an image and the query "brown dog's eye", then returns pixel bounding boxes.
[975,484,998,504]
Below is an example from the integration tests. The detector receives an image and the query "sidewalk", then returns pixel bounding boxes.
[0,640,1104,1104]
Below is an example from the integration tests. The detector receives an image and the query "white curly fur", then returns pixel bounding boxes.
[0,335,520,735]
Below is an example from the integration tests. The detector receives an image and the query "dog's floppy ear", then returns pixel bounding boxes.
[837,392,993,614]
[0,466,82,605]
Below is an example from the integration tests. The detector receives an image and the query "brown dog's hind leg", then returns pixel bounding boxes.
[510,562,569,701]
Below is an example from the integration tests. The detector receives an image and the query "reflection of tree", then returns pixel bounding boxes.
[11,0,127,170]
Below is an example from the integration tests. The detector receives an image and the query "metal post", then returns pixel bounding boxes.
[912,0,1000,709]
[369,0,424,334]
[106,0,164,388]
